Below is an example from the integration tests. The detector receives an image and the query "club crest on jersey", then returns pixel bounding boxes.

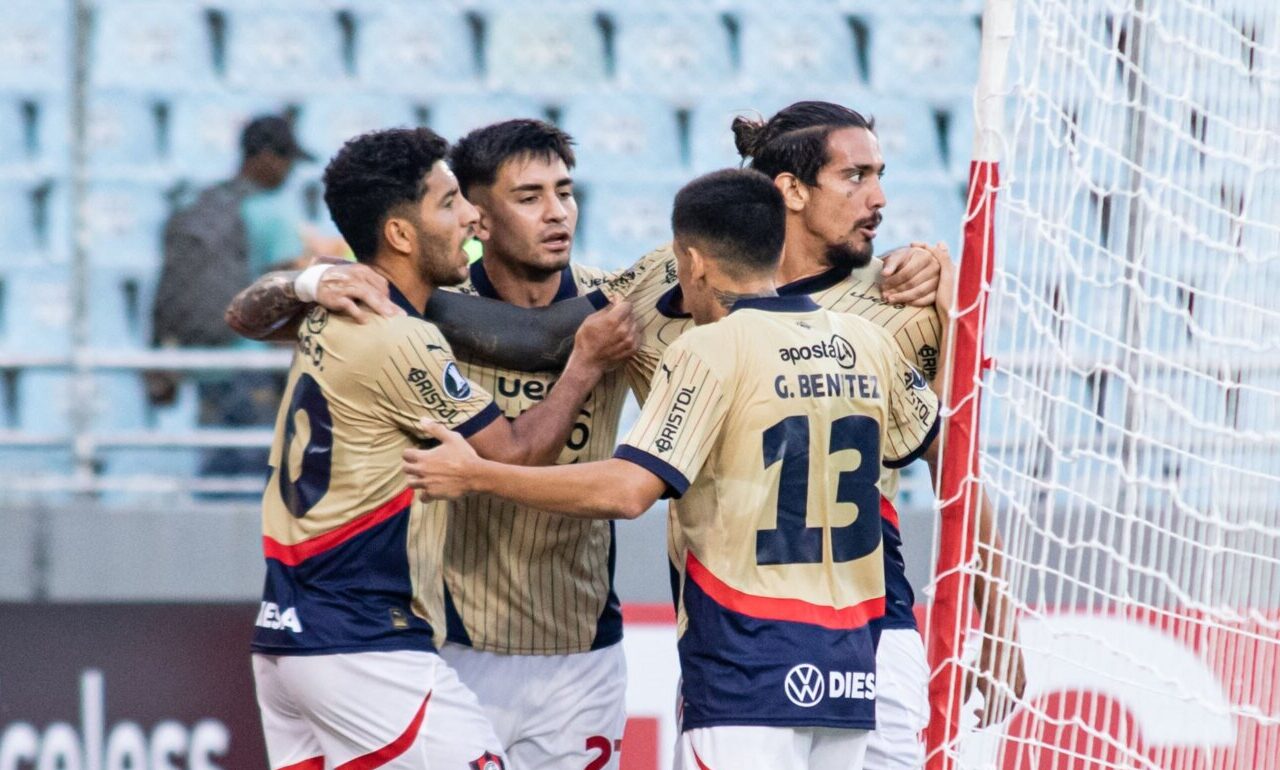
[468,752,505,770]
[904,364,928,390]
[784,663,825,707]
[443,362,472,401]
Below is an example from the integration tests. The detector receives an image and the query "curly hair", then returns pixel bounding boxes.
[322,127,451,262]
[449,119,576,197]
[731,101,874,186]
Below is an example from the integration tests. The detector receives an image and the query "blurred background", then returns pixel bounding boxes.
[0,0,977,604]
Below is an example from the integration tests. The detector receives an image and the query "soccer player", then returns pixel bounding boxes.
[403,168,941,770]
[246,126,634,770]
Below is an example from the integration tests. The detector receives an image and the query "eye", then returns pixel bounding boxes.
[519,196,537,204]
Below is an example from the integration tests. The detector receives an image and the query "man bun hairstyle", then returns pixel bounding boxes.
[323,126,451,262]
[671,168,786,277]
[733,100,874,186]
[449,118,576,197]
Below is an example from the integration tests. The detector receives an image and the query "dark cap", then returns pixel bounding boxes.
[240,115,315,162]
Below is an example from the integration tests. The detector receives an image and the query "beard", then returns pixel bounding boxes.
[825,240,873,270]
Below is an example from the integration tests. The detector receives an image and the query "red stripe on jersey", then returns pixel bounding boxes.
[880,495,900,530]
[623,603,677,624]
[263,487,414,567]
[278,758,324,770]
[686,552,885,630]
[335,692,430,770]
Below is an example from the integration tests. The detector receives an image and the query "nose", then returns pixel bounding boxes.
[866,177,886,212]
[459,194,480,229]
[545,193,569,223]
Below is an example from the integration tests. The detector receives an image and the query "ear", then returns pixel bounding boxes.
[685,243,710,285]
[384,215,415,255]
[774,172,808,213]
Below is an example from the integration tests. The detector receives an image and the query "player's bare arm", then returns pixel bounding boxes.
[404,420,665,520]
[224,259,404,341]
[463,301,639,466]
[424,289,600,372]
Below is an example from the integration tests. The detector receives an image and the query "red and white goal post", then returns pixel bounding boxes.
[925,0,1280,769]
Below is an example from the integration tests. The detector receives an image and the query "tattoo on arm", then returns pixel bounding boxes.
[224,270,308,341]
[711,287,778,311]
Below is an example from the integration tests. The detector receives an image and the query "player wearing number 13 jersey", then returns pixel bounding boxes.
[403,169,939,770]
[248,127,630,770]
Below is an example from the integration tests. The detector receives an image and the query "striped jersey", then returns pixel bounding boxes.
[615,295,940,730]
[253,284,500,656]
[438,259,628,655]
[614,244,944,629]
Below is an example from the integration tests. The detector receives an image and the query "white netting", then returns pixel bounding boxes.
[936,1,1280,768]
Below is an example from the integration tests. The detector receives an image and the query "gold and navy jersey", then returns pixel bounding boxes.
[438,260,628,655]
[615,295,939,730]
[252,284,500,656]
[612,245,944,630]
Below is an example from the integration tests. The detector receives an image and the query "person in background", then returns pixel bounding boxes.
[149,114,314,488]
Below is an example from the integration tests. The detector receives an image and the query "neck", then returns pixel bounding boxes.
[481,253,563,308]
[371,254,431,313]
[776,217,833,285]
[707,275,778,322]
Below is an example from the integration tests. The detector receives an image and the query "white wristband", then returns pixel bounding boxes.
[294,264,332,303]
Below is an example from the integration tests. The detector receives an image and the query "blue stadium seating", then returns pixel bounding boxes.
[867,12,980,98]
[296,95,419,164]
[428,94,547,143]
[88,372,149,432]
[223,8,347,93]
[0,179,70,260]
[86,267,153,350]
[857,95,947,177]
[559,94,682,182]
[0,2,71,93]
[612,10,736,97]
[0,92,69,177]
[90,2,216,91]
[877,177,965,249]
[486,10,608,95]
[738,12,860,92]
[82,181,171,271]
[84,93,165,178]
[353,4,478,92]
[16,370,74,434]
[578,180,680,271]
[0,264,72,356]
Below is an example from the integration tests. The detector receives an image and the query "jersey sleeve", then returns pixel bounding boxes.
[597,243,677,303]
[892,309,944,383]
[614,338,727,498]
[367,318,500,440]
[882,350,941,469]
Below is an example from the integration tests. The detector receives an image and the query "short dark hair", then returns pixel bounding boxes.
[449,119,576,197]
[671,168,785,277]
[732,101,875,186]
[322,127,450,262]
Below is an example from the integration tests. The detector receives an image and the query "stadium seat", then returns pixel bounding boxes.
[877,177,965,249]
[16,370,74,434]
[559,94,682,182]
[0,264,72,356]
[0,92,70,177]
[738,11,860,92]
[578,180,680,271]
[485,10,608,95]
[427,94,547,143]
[82,181,171,271]
[612,10,736,97]
[866,12,980,98]
[90,2,216,91]
[88,372,149,432]
[86,267,153,350]
[296,95,419,166]
[84,92,164,179]
[224,8,347,93]
[353,4,478,92]
[856,95,947,177]
[688,95,769,175]
[0,179,70,260]
[0,2,71,92]
[168,94,290,184]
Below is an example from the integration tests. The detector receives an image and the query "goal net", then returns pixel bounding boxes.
[926,1,1280,768]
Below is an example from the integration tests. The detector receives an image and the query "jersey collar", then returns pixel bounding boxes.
[777,262,854,296]
[469,258,578,304]
[655,285,692,319]
[388,282,424,318]
[729,295,821,314]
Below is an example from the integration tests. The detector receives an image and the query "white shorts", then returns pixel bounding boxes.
[252,650,508,770]
[864,628,930,770]
[678,725,870,770]
[440,643,628,770]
